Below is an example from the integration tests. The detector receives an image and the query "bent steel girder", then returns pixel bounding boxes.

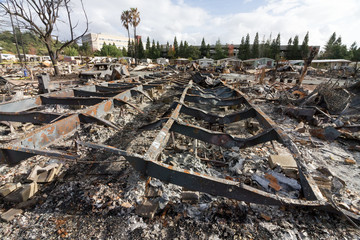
[183,94,247,106]
[0,82,158,164]
[0,111,65,124]
[162,101,257,124]
[76,140,328,207]
[170,122,280,148]
[0,146,77,165]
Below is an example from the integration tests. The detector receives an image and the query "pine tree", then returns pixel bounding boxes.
[290,35,300,60]
[214,39,226,60]
[286,37,292,59]
[244,33,251,60]
[156,41,161,58]
[251,32,259,58]
[179,40,184,58]
[184,41,189,58]
[165,42,170,58]
[270,33,280,60]
[300,32,309,59]
[206,44,211,58]
[122,47,127,57]
[138,38,145,59]
[150,39,156,59]
[173,36,179,57]
[238,37,245,60]
[200,38,207,57]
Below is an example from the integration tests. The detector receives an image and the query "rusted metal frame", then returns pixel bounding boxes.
[75,81,359,222]
[0,85,98,113]
[144,80,193,161]
[95,85,135,92]
[108,83,140,88]
[76,140,329,208]
[170,121,279,148]
[75,84,360,222]
[78,114,120,130]
[0,146,77,165]
[0,111,65,124]
[183,94,246,106]
[161,101,257,124]
[114,99,144,113]
[73,89,125,98]
[0,84,153,164]
[40,96,108,106]
[130,89,153,101]
[222,82,326,202]
[174,86,236,98]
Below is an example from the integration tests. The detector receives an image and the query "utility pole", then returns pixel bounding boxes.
[7,0,23,67]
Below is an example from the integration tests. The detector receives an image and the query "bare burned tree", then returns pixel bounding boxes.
[297,46,319,86]
[0,0,89,75]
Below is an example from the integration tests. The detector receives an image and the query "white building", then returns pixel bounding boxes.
[82,33,134,51]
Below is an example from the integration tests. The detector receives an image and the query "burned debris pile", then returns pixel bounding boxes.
[0,62,359,238]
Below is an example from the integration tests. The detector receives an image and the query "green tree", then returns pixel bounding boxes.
[155,41,161,58]
[206,44,211,58]
[122,47,127,56]
[200,38,207,57]
[79,42,92,57]
[300,32,309,59]
[323,32,347,59]
[64,46,79,56]
[187,45,200,60]
[214,39,226,60]
[138,38,145,59]
[173,36,179,57]
[183,41,189,58]
[145,36,150,58]
[251,32,259,58]
[149,39,156,59]
[165,42,170,58]
[99,43,122,57]
[270,33,280,59]
[127,40,134,57]
[238,36,245,60]
[290,35,300,59]
[349,42,360,77]
[179,40,184,57]
[286,37,292,59]
[263,37,271,58]
[244,33,251,60]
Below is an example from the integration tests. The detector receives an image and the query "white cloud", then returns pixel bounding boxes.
[53,0,360,48]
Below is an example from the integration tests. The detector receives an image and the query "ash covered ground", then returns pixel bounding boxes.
[0,73,359,239]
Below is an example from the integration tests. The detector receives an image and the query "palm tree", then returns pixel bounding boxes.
[121,10,131,54]
[130,8,140,64]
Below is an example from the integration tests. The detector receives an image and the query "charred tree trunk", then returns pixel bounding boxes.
[297,47,319,86]
[45,40,59,75]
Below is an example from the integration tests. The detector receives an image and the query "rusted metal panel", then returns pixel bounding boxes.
[0,112,64,124]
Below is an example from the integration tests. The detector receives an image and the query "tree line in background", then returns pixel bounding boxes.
[1,29,360,64]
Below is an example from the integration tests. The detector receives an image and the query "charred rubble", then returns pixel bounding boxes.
[0,62,359,239]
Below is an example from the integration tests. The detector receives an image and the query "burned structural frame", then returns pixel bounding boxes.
[0,75,358,222]
[0,77,162,165]
[80,79,358,222]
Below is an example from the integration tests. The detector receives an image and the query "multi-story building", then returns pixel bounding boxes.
[82,33,134,51]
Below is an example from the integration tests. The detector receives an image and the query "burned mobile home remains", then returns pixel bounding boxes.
[0,61,359,237]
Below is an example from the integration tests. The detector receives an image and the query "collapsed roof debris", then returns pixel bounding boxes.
[0,60,359,238]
